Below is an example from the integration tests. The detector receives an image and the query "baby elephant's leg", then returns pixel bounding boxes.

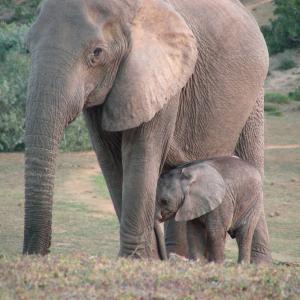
[236,202,262,263]
[206,229,226,263]
[236,225,255,263]
[187,220,207,261]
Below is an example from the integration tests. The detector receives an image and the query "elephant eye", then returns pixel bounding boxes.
[93,47,102,57]
[88,47,104,67]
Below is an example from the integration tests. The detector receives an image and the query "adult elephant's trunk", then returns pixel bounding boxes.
[23,62,74,254]
[23,131,60,254]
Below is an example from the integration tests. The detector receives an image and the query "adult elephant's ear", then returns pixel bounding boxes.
[102,0,197,131]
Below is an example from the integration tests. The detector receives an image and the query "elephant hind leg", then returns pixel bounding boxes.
[235,89,264,176]
[235,89,272,264]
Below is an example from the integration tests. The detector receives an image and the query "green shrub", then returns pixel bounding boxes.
[0,23,29,151]
[261,0,300,55]
[277,58,297,70]
[0,0,42,24]
[265,92,290,104]
[289,87,300,101]
[0,23,91,152]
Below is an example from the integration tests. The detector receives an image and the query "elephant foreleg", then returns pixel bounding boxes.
[235,89,272,264]
[119,97,179,258]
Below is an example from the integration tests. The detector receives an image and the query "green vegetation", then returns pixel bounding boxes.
[0,23,29,151]
[0,0,41,25]
[276,57,297,70]
[0,22,91,152]
[262,0,300,55]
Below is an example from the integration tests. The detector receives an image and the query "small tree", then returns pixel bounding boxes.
[262,0,300,55]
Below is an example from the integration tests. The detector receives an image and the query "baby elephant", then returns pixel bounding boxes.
[156,156,263,263]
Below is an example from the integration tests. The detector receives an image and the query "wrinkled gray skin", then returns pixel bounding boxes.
[23,0,271,262]
[156,157,263,263]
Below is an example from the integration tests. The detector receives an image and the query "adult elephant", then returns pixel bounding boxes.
[23,0,271,263]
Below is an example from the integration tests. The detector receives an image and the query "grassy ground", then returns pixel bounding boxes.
[0,110,300,299]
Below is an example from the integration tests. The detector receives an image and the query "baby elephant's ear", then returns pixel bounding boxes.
[175,163,226,222]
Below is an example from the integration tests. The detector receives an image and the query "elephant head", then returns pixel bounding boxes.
[24,0,197,255]
[156,163,226,223]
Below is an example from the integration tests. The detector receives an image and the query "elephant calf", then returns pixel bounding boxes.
[156,156,263,263]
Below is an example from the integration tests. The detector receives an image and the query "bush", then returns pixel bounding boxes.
[0,23,29,151]
[261,0,300,55]
[0,0,42,24]
[289,87,300,101]
[0,23,91,152]
[265,92,290,104]
[277,58,297,70]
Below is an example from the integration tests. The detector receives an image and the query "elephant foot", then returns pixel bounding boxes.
[23,225,52,256]
[251,212,272,264]
[250,246,272,264]
[119,227,162,259]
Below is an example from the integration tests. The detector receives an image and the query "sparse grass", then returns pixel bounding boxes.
[264,148,300,263]
[265,92,291,104]
[277,58,297,71]
[94,174,110,199]
[264,103,283,116]
[0,255,299,300]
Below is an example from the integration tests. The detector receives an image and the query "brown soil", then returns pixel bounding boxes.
[265,144,300,150]
[61,165,115,218]
[56,152,115,218]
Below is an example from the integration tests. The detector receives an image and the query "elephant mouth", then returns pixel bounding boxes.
[160,211,176,222]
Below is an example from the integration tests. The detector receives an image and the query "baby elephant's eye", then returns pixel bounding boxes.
[93,47,102,57]
[160,199,168,206]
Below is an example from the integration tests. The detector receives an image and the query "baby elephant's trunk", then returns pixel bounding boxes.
[154,220,168,260]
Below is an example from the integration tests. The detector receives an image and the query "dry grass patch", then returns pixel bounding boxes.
[0,255,299,300]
